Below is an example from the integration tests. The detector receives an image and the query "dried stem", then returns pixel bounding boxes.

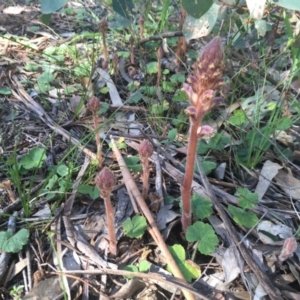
[129,35,135,65]
[99,18,108,69]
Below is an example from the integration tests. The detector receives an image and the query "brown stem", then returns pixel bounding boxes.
[92,111,102,165]
[141,157,150,199]
[103,195,117,256]
[102,32,108,66]
[181,121,200,232]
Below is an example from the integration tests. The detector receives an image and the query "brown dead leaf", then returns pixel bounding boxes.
[274,169,300,200]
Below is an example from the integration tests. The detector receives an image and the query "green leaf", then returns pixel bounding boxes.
[112,0,134,20]
[168,128,177,142]
[123,216,147,238]
[124,264,138,279]
[0,87,12,95]
[98,102,110,115]
[139,260,150,272]
[277,117,293,131]
[77,185,100,200]
[183,4,219,41]
[235,187,259,209]
[151,100,169,114]
[20,148,46,169]
[123,156,142,172]
[0,229,29,253]
[167,244,200,282]
[182,0,213,19]
[56,164,69,177]
[186,222,218,255]
[271,0,300,10]
[228,110,247,126]
[200,160,217,175]
[146,62,158,74]
[172,90,189,102]
[41,0,67,14]
[191,194,213,220]
[228,205,259,228]
[170,74,185,83]
[197,133,230,154]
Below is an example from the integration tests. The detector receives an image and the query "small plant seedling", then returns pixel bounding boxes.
[123,216,147,238]
[228,187,259,228]
[0,228,29,253]
[167,244,200,282]
[10,285,24,300]
[186,221,219,255]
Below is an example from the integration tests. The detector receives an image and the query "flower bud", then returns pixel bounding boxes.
[157,47,164,59]
[197,125,215,138]
[99,17,108,33]
[87,96,101,112]
[95,167,116,197]
[139,16,144,26]
[138,140,153,158]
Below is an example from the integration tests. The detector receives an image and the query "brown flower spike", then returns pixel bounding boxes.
[138,140,153,199]
[95,167,117,256]
[181,37,224,232]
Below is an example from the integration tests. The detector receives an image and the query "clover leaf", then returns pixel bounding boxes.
[123,216,147,238]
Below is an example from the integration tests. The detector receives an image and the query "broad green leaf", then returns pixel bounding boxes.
[200,160,217,175]
[20,148,46,169]
[41,0,67,14]
[167,244,200,282]
[169,244,186,261]
[98,102,110,115]
[146,62,158,74]
[151,100,169,114]
[162,81,175,92]
[186,222,218,255]
[235,188,259,209]
[124,264,138,279]
[112,0,134,20]
[123,216,147,238]
[139,260,150,272]
[182,0,213,19]
[191,194,213,220]
[172,91,189,102]
[228,205,259,228]
[0,87,12,95]
[183,4,219,41]
[168,128,177,142]
[170,74,185,83]
[277,117,293,131]
[123,156,142,172]
[228,110,247,126]
[197,133,230,154]
[78,185,100,200]
[57,164,69,177]
[271,0,300,10]
[0,229,29,253]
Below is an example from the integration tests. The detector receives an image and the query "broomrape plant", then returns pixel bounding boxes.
[181,37,224,232]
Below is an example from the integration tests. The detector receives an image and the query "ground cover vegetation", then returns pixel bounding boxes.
[0,0,300,299]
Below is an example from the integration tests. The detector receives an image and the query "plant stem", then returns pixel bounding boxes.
[103,195,117,256]
[181,121,199,232]
[141,157,150,199]
[92,111,102,165]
